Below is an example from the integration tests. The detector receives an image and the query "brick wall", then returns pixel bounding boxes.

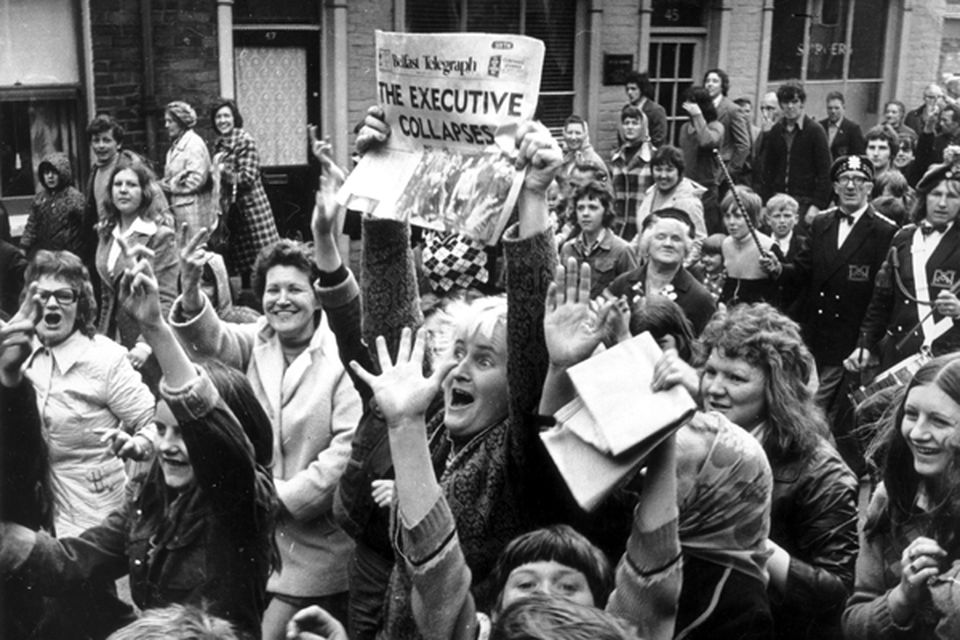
[346,1,394,140]
[90,0,220,170]
[595,0,640,158]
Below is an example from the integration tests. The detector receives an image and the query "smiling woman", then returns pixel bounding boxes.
[844,354,960,639]
[170,233,361,639]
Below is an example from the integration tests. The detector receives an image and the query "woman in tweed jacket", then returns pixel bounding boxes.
[211,99,281,281]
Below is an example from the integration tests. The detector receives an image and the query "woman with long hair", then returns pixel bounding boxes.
[843,354,960,638]
[654,303,859,640]
[694,304,858,640]
[0,251,277,639]
[96,151,179,392]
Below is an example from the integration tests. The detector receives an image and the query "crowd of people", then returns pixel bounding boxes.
[3,66,960,640]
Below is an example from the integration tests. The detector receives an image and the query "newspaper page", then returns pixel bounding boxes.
[338,31,545,245]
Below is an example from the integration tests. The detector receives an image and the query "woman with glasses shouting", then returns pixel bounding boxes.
[7,249,156,636]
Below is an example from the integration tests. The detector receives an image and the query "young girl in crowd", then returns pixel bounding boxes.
[0,247,277,639]
[95,151,179,392]
[699,233,726,303]
[843,354,960,638]
[720,186,779,305]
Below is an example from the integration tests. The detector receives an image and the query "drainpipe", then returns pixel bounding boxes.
[328,0,349,171]
[217,0,235,99]
[140,0,157,160]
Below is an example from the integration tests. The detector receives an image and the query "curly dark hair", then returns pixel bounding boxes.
[698,303,827,464]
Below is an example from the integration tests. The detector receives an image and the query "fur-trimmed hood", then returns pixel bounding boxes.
[37,152,75,190]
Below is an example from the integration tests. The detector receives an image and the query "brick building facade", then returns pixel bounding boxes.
[0,0,953,236]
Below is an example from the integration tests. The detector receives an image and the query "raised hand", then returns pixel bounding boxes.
[9,281,41,326]
[0,317,37,388]
[515,120,562,194]
[311,173,344,240]
[349,327,455,425]
[544,258,615,369]
[178,224,211,293]
[308,125,347,184]
[355,105,391,155]
[120,243,164,331]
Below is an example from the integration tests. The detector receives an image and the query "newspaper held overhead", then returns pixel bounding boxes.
[338,31,546,245]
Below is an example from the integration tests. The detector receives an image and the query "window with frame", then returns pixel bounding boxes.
[769,0,887,82]
[406,0,576,131]
[0,0,83,228]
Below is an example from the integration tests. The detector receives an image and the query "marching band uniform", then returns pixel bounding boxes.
[859,163,960,368]
[782,157,897,371]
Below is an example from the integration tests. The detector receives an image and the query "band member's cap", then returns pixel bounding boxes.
[830,155,874,183]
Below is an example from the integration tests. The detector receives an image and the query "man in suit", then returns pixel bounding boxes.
[703,68,751,185]
[766,155,896,472]
[905,83,944,135]
[914,103,960,181]
[820,91,865,160]
[849,162,960,371]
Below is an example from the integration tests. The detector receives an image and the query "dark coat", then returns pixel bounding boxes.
[607,264,717,335]
[0,239,27,319]
[819,117,866,160]
[15,385,275,639]
[768,438,859,640]
[859,222,960,368]
[20,153,87,258]
[782,206,897,366]
[641,98,669,149]
[760,116,833,210]
[774,233,808,317]
[716,96,753,179]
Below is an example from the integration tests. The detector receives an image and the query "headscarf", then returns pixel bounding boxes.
[166,101,198,129]
[676,411,773,585]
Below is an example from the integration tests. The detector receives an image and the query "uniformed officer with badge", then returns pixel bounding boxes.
[849,158,960,370]
[768,155,897,411]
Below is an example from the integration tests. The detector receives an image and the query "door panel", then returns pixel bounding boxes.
[648,38,703,147]
[234,30,319,240]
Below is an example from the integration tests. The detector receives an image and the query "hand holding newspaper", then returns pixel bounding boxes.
[540,332,697,511]
[338,31,546,245]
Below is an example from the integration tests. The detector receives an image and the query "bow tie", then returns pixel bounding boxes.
[921,221,948,236]
[835,210,855,225]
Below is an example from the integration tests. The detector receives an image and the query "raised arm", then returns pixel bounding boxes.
[606,434,681,640]
[121,246,260,517]
[350,328,472,640]
[168,225,258,370]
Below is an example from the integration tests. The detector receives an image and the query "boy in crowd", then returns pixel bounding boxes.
[560,180,637,298]
[19,153,86,259]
